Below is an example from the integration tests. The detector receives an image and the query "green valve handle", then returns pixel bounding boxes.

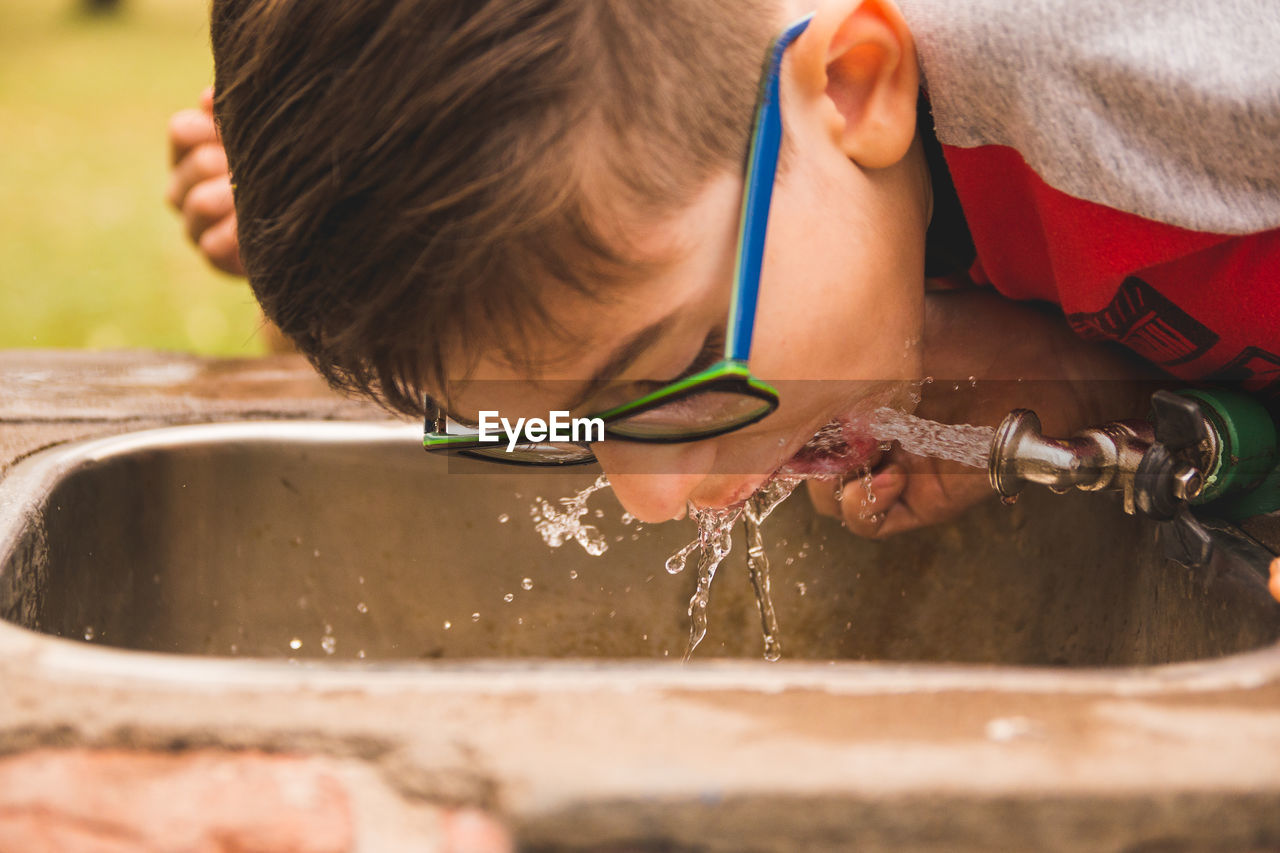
[1175,388,1280,519]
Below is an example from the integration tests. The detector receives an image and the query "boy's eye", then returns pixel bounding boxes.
[590,327,726,410]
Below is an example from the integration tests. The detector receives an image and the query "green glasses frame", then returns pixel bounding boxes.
[423,14,813,465]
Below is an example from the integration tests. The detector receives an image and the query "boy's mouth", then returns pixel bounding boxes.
[775,417,881,479]
[692,417,883,512]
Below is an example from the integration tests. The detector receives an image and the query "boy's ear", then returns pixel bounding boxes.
[791,0,919,169]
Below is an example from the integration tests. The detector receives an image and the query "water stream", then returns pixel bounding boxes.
[868,407,996,469]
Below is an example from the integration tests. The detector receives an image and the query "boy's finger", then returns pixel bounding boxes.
[805,479,840,518]
[168,108,219,165]
[877,502,927,538]
[182,176,236,246]
[197,214,245,277]
[167,143,230,209]
[840,464,907,538]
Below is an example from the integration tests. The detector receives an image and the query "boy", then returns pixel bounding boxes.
[202,0,1280,535]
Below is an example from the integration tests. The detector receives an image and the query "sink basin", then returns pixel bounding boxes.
[1,421,1276,665]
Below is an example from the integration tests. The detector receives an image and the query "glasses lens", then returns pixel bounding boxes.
[606,390,774,440]
[460,442,595,465]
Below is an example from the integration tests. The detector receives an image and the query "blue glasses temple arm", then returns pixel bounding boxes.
[725,14,814,361]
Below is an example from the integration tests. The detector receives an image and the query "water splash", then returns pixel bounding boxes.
[531,474,611,555]
[776,419,880,480]
[682,504,740,661]
[677,476,801,662]
[868,407,995,468]
[520,406,994,663]
[742,477,800,662]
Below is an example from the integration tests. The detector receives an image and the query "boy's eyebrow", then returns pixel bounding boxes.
[559,314,678,412]
[433,314,678,424]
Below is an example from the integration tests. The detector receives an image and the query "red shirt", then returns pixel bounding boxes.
[943,143,1280,398]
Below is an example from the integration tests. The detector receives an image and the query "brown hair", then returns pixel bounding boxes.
[212,0,779,415]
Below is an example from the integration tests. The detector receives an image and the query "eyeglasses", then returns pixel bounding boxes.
[423,14,813,466]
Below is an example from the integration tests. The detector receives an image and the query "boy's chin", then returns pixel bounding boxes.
[690,474,776,512]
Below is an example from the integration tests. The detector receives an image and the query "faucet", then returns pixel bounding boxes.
[988,389,1280,567]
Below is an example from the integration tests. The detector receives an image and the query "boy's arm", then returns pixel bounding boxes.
[809,289,1162,538]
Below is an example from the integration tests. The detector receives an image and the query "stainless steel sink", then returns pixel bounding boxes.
[0,421,1277,665]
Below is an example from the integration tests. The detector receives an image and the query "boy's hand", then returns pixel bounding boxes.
[809,290,1161,539]
[167,87,244,277]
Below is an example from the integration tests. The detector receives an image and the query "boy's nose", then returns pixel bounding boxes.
[593,441,717,523]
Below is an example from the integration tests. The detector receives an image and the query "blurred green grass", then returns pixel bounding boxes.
[0,0,266,355]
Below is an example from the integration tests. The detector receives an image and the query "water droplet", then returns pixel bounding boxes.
[312,548,320,558]
[289,637,302,650]
[321,635,336,655]
[471,612,480,622]
[82,626,95,641]
[665,538,699,575]
[1001,493,1020,506]
[356,601,368,614]
[503,593,514,603]
[356,649,366,659]
[568,569,579,580]
[357,576,365,585]
[796,582,807,596]
[521,577,534,591]
[497,513,510,524]
[443,620,451,630]
[229,643,238,654]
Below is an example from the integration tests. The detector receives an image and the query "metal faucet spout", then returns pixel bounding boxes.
[989,410,1155,511]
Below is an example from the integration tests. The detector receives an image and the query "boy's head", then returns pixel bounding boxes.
[213,0,931,521]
